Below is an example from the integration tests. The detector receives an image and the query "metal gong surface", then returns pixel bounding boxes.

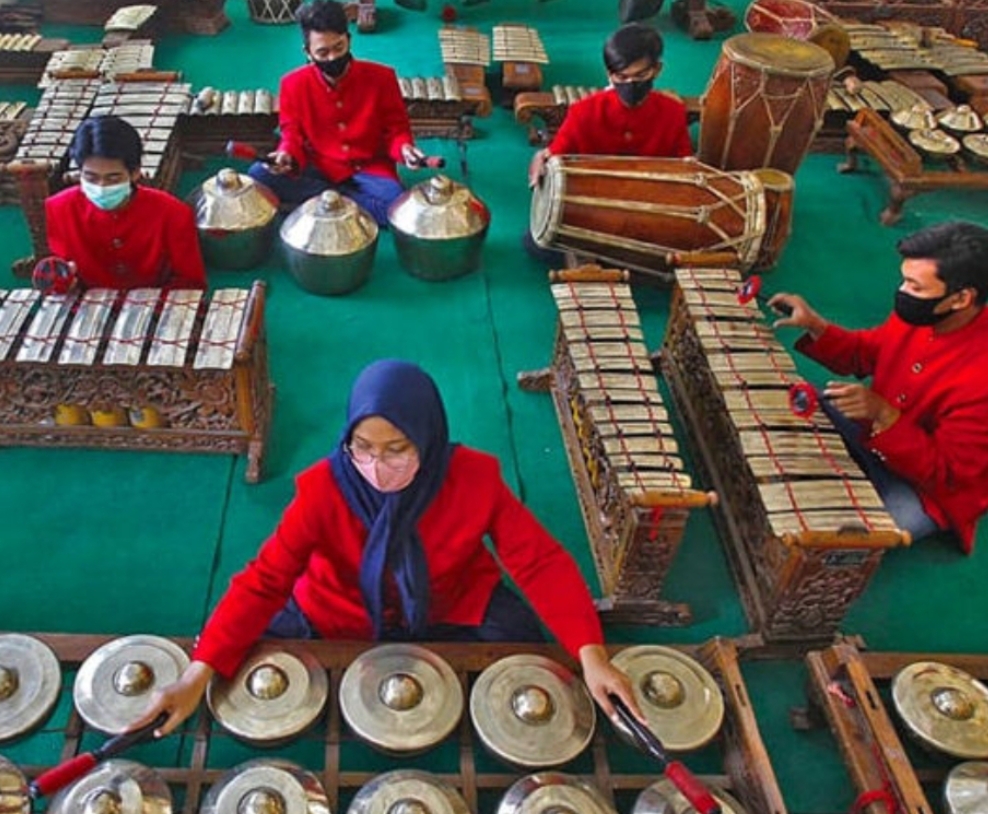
[200,760,330,814]
[74,636,189,734]
[632,778,748,814]
[893,662,988,759]
[347,770,470,814]
[208,643,328,744]
[47,760,171,814]
[611,646,724,752]
[944,761,988,814]
[339,644,462,754]
[495,772,616,814]
[470,654,595,768]
[0,632,61,742]
[0,755,29,814]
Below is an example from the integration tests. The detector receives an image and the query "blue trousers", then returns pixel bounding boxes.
[266,582,546,643]
[247,162,404,226]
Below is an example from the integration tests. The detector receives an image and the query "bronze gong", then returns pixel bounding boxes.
[347,770,471,814]
[944,761,988,814]
[632,777,748,814]
[470,654,595,768]
[208,643,328,744]
[0,633,61,742]
[74,636,189,734]
[47,760,171,814]
[199,760,329,814]
[0,755,30,814]
[495,772,617,814]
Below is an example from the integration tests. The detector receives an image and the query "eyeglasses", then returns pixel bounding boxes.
[346,441,418,470]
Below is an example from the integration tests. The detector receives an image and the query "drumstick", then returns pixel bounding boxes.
[608,695,722,814]
[224,140,275,165]
[28,713,168,800]
[405,153,446,170]
[736,275,793,316]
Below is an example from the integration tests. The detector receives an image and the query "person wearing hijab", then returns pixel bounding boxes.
[137,359,641,735]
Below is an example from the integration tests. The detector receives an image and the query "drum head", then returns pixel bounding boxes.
[208,643,328,744]
[496,773,617,814]
[74,636,189,734]
[47,760,171,814]
[892,662,988,759]
[347,770,471,814]
[530,156,565,249]
[470,654,595,768]
[339,644,462,754]
[0,633,61,742]
[611,646,724,752]
[808,24,850,69]
[0,756,30,814]
[200,760,329,814]
[723,32,835,77]
[632,778,748,814]
[945,762,988,814]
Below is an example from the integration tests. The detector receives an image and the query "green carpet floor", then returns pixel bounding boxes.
[2,1,988,811]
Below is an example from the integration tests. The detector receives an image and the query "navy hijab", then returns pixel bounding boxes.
[329,360,455,639]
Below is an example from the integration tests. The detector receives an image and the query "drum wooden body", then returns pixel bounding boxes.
[531,155,768,274]
[699,33,834,175]
[751,167,794,270]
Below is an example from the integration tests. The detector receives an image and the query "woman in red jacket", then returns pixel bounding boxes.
[139,359,640,736]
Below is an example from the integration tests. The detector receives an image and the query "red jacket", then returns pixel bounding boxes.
[276,60,413,183]
[194,447,604,677]
[45,185,206,291]
[796,308,988,551]
[549,88,692,158]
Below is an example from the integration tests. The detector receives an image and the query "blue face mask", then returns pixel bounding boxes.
[81,178,132,211]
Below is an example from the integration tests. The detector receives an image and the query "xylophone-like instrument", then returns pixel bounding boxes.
[398,74,479,140]
[492,24,548,105]
[513,84,600,145]
[37,0,229,36]
[661,267,909,643]
[0,282,272,482]
[439,27,494,118]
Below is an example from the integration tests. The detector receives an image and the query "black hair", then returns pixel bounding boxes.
[297,0,350,40]
[603,23,663,74]
[70,115,143,173]
[897,221,988,305]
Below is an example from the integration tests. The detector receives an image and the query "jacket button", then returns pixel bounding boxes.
[912,362,922,373]
[897,393,907,403]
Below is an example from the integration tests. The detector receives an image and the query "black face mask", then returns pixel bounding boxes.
[315,51,352,79]
[614,77,653,107]
[894,289,953,326]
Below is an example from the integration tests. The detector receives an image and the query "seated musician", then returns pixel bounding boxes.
[770,221,988,551]
[249,0,428,225]
[45,115,206,291]
[136,359,643,735]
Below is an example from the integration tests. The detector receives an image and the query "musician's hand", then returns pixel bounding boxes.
[401,143,427,169]
[769,292,828,339]
[130,661,214,737]
[823,381,900,431]
[267,151,296,175]
[579,644,645,725]
[528,149,550,189]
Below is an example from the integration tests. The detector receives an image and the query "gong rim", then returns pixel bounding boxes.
[632,777,749,814]
[74,636,189,734]
[200,759,330,814]
[470,654,595,768]
[339,644,462,754]
[208,643,329,744]
[495,772,617,814]
[0,755,30,814]
[0,633,61,742]
[944,761,988,814]
[47,760,172,814]
[611,646,724,752]
[346,769,471,814]
[892,661,988,759]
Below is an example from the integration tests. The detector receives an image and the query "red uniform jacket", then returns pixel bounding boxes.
[194,447,604,677]
[797,309,988,551]
[45,185,206,291]
[549,88,692,158]
[276,60,413,184]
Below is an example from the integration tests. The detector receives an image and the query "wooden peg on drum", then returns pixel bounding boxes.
[736,274,793,316]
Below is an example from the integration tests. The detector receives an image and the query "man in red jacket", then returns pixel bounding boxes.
[249,0,427,225]
[770,221,988,551]
[45,115,206,291]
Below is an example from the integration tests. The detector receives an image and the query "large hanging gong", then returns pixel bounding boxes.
[200,760,330,814]
[347,770,470,814]
[944,761,988,814]
[339,644,462,754]
[0,755,30,814]
[611,646,724,752]
[46,760,171,814]
[495,772,616,814]
[0,633,61,742]
[74,636,189,734]
[632,777,748,814]
[208,643,328,744]
[892,661,988,759]
[470,654,595,768]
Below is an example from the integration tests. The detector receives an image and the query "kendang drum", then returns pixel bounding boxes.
[200,760,329,814]
[0,633,61,742]
[247,0,303,24]
[530,155,770,275]
[750,167,794,270]
[699,33,835,175]
[744,0,849,68]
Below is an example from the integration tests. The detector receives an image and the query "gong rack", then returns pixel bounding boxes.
[800,642,988,814]
[12,634,787,814]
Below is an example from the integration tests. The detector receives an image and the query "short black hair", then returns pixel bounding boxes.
[603,23,663,74]
[297,0,349,40]
[70,115,143,173]
[898,221,988,305]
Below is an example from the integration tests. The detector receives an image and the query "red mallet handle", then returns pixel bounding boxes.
[665,762,722,814]
[789,382,819,418]
[29,754,97,799]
